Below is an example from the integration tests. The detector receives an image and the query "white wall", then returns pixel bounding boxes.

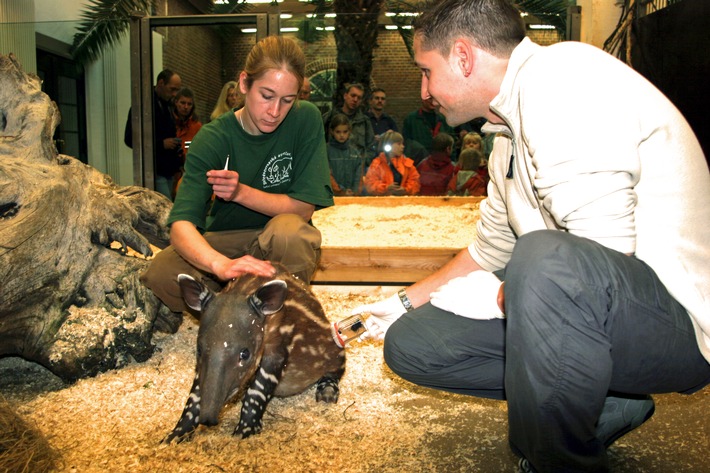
[32,0,134,185]
[0,0,36,72]
[576,0,623,49]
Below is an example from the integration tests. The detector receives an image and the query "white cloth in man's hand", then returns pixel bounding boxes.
[430,271,505,319]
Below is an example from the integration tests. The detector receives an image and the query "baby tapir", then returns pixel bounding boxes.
[163,264,345,443]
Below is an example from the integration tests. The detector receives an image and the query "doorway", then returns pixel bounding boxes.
[36,49,88,163]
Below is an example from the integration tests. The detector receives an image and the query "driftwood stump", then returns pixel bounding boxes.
[0,53,172,381]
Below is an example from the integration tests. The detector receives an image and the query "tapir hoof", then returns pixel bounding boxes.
[162,429,194,445]
[234,421,263,439]
[315,377,340,403]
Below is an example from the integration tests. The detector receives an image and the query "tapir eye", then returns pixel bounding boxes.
[239,348,250,361]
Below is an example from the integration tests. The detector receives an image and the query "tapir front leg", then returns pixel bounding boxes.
[233,350,286,439]
[163,374,202,443]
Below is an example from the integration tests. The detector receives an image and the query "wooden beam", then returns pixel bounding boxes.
[333,195,484,207]
[312,246,463,284]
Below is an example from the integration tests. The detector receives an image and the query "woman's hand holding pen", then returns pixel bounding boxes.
[207,156,240,201]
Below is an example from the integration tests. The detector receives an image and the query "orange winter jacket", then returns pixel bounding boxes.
[365,153,421,196]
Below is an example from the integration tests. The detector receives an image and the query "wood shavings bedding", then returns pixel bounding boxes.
[312,203,480,248]
[1,288,706,472]
[0,288,511,472]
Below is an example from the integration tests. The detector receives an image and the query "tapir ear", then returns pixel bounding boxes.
[248,280,287,319]
[177,274,214,312]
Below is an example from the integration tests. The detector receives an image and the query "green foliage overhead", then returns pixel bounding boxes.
[71,0,157,65]
[70,0,250,66]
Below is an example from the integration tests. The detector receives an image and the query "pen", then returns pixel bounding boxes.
[224,155,230,170]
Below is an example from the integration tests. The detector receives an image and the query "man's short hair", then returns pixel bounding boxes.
[413,0,525,58]
[344,83,365,94]
[156,69,175,85]
[370,87,386,98]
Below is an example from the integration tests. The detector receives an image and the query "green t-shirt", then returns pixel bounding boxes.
[169,100,334,232]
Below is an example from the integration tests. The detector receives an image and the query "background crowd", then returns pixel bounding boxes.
[128,69,495,201]
[321,83,493,197]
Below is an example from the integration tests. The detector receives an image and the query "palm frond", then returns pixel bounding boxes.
[71,0,157,65]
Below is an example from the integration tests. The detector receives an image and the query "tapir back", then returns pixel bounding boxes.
[260,269,344,397]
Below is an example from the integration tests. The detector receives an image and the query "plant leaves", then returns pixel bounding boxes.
[71,0,157,65]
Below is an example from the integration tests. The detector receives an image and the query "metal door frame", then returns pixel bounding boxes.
[128,13,278,188]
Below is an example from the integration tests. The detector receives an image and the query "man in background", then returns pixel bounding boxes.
[124,69,183,199]
[366,87,398,141]
[299,76,312,101]
[403,96,455,155]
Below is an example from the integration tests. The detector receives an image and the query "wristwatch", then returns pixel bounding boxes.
[398,288,414,312]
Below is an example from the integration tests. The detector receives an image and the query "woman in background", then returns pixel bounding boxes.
[172,87,203,198]
[210,80,240,121]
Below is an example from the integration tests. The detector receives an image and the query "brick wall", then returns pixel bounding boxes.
[368,30,422,131]
[528,28,565,46]
[156,0,225,123]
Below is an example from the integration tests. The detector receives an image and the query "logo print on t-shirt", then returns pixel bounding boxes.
[262,152,293,188]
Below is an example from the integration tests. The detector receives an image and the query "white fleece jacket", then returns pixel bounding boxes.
[470,38,710,363]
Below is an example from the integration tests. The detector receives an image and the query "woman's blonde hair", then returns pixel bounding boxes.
[463,132,483,148]
[210,81,238,121]
[242,36,305,93]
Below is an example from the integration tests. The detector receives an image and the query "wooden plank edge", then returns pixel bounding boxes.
[312,246,463,284]
[332,196,484,207]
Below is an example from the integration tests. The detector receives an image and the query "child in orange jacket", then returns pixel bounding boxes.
[365,131,421,195]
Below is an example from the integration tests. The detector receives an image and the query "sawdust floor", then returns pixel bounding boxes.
[1,286,708,472]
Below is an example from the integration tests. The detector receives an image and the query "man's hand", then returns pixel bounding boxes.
[430,271,505,320]
[207,169,241,201]
[351,292,407,341]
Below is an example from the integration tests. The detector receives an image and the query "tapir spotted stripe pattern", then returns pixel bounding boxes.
[163,263,346,443]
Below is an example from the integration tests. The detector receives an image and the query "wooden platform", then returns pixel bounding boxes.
[311,196,483,284]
